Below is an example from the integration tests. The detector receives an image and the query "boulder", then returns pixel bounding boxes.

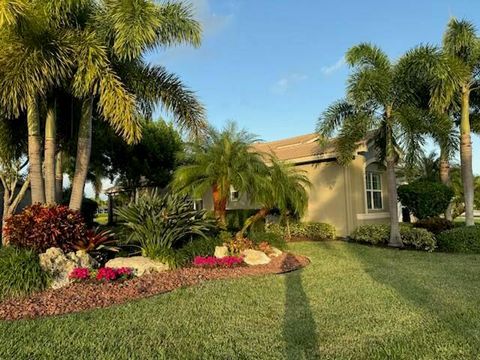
[214,246,229,258]
[39,247,98,289]
[242,249,271,266]
[105,256,169,276]
[269,247,283,258]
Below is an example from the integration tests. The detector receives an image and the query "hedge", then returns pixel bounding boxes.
[266,222,336,241]
[436,225,480,254]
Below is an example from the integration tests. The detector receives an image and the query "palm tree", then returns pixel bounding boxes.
[428,19,480,226]
[172,122,268,226]
[67,0,206,210]
[235,157,310,239]
[318,44,430,247]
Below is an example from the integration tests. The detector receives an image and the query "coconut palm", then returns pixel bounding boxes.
[317,44,433,247]
[235,157,310,239]
[172,122,268,226]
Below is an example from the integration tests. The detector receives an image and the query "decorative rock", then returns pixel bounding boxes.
[105,256,169,276]
[242,249,271,266]
[39,247,98,289]
[214,246,229,258]
[269,247,283,258]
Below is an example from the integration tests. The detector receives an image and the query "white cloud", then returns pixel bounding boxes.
[190,0,234,36]
[321,57,345,75]
[271,73,307,94]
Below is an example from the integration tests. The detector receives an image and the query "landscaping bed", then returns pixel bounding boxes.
[0,252,308,321]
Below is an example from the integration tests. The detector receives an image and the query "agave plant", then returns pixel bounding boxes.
[115,192,217,261]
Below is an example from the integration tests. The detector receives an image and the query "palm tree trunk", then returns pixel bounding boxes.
[55,150,63,202]
[44,100,57,204]
[236,207,269,240]
[460,86,475,226]
[212,184,227,226]
[27,97,45,204]
[385,110,402,247]
[69,97,93,211]
[2,176,30,246]
[439,150,453,221]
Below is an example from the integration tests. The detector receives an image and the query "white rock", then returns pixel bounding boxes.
[269,247,283,258]
[105,256,169,276]
[214,246,229,258]
[39,247,97,289]
[242,249,271,266]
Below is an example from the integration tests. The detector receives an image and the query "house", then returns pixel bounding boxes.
[201,133,392,237]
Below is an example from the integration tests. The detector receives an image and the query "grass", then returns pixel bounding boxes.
[1,242,479,359]
[454,216,480,225]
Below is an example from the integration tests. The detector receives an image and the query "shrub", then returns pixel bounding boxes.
[81,198,99,227]
[436,226,480,253]
[72,228,119,253]
[0,246,50,300]
[116,193,217,262]
[226,209,259,232]
[414,217,454,235]
[172,236,224,268]
[350,224,436,251]
[193,256,244,268]
[249,231,286,250]
[225,238,254,254]
[4,204,87,253]
[397,180,454,220]
[69,267,134,282]
[69,267,90,281]
[266,222,336,241]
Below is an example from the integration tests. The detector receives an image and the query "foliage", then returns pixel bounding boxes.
[414,217,454,235]
[448,166,480,218]
[115,192,217,263]
[171,236,224,268]
[96,267,133,282]
[248,231,287,250]
[91,119,183,189]
[172,122,268,224]
[397,180,454,219]
[436,225,480,254]
[72,228,118,253]
[226,209,259,232]
[0,246,50,300]
[4,204,87,253]
[69,267,91,281]
[266,222,336,241]
[225,238,254,255]
[81,198,99,227]
[350,224,436,251]
[192,256,244,268]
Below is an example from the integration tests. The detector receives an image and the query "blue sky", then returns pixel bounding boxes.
[148,0,480,174]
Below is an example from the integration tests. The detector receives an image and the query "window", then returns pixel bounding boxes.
[193,199,203,211]
[366,172,383,210]
[230,187,240,202]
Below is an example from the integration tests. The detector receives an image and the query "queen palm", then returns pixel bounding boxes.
[235,157,310,240]
[172,122,268,226]
[318,44,430,247]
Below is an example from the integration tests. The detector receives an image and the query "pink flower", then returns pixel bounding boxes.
[96,267,134,281]
[69,267,90,280]
[193,256,244,268]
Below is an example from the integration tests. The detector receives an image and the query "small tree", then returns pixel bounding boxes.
[397,180,454,220]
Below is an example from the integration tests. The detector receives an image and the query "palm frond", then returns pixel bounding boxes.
[345,43,391,72]
[443,18,478,64]
[0,0,28,27]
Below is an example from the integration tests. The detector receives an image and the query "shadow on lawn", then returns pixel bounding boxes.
[282,255,320,359]
[346,244,480,356]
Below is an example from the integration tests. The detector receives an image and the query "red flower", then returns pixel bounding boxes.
[193,256,244,268]
[69,267,90,280]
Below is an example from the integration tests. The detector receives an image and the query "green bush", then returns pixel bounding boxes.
[226,209,260,232]
[0,246,50,300]
[436,225,480,254]
[116,192,217,262]
[249,231,287,250]
[266,222,336,241]
[81,198,99,227]
[397,180,454,220]
[414,217,454,235]
[172,236,224,268]
[350,224,436,251]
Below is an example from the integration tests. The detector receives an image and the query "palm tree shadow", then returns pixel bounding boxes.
[282,255,320,359]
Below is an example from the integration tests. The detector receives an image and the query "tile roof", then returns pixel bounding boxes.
[252,133,338,163]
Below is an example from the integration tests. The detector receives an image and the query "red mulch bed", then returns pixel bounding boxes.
[0,253,309,321]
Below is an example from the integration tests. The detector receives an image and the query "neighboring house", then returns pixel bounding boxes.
[201,133,392,237]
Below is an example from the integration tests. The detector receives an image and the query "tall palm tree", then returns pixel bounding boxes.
[431,19,480,226]
[172,122,268,226]
[235,157,310,239]
[318,44,430,247]
[67,0,205,210]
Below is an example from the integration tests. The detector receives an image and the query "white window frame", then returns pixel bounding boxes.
[366,171,383,210]
[193,199,203,211]
[230,186,240,202]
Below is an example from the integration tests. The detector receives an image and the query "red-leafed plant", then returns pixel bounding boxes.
[4,204,87,253]
[72,228,118,253]
[193,256,244,268]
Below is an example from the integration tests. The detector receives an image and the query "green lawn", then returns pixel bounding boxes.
[1,242,480,360]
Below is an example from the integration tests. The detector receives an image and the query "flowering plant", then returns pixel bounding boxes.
[193,256,244,268]
[69,267,133,282]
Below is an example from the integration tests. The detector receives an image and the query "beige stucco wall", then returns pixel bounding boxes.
[201,148,392,237]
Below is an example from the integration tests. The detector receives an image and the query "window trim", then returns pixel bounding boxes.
[229,187,240,202]
[366,171,383,210]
